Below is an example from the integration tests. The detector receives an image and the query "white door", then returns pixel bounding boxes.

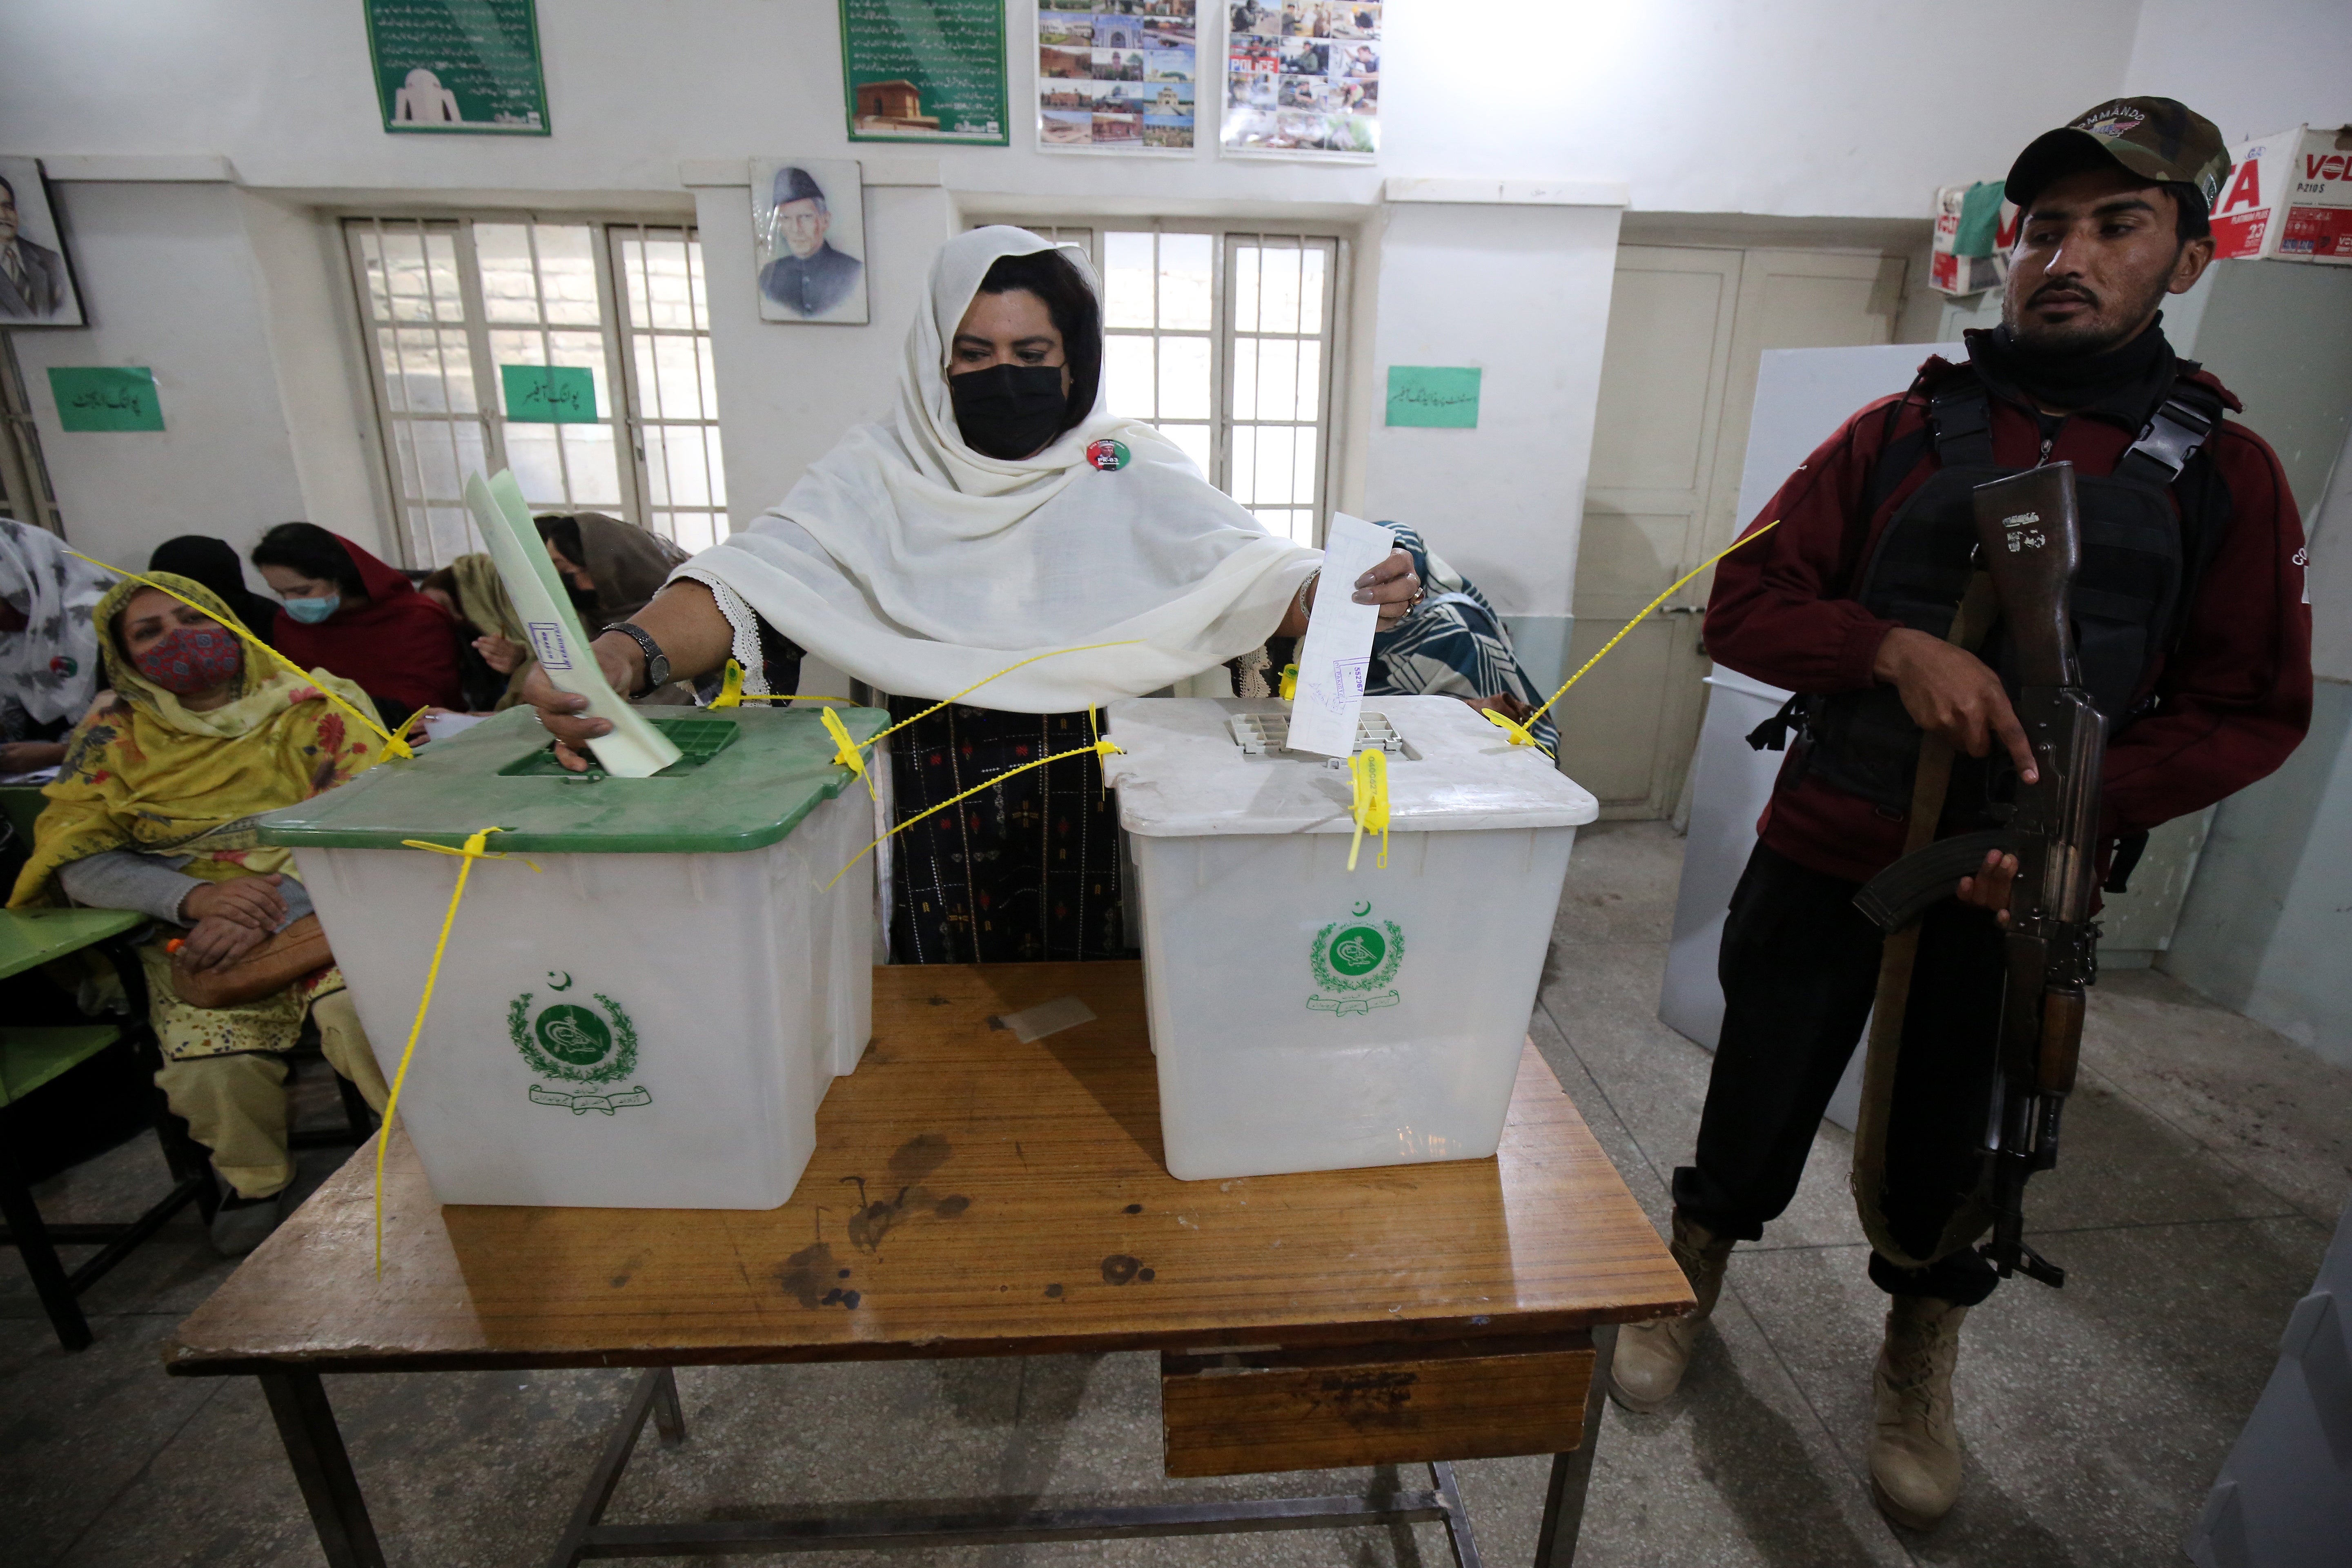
[1559,247,1906,818]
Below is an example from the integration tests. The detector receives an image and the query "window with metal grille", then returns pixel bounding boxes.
[343,216,725,567]
[967,222,1344,546]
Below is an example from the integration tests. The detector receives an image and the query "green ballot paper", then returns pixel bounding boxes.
[463,470,683,778]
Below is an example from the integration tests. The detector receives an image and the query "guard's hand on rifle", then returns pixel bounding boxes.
[1872,628,2040,784]
[1956,848,2018,926]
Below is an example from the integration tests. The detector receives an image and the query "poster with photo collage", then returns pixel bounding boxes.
[1223,1,1379,158]
[1037,2,1198,153]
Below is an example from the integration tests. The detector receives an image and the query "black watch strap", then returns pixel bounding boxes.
[604,621,668,696]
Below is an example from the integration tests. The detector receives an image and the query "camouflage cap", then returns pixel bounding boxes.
[2005,97,2232,216]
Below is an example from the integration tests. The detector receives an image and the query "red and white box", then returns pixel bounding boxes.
[2212,125,2352,264]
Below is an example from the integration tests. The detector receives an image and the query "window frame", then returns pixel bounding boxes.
[967,217,1351,546]
[339,210,721,567]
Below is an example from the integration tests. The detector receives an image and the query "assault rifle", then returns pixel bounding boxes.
[1853,463,2103,1289]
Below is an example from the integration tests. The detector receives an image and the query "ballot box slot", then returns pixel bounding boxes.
[495,714,743,780]
[1227,710,1414,761]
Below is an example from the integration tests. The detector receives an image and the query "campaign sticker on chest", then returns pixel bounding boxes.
[1086,438,1129,472]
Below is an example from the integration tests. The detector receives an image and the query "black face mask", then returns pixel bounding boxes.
[948,363,1068,460]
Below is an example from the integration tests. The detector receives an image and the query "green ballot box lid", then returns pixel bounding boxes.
[254,705,889,855]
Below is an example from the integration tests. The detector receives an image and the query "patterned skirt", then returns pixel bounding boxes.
[882,701,1126,964]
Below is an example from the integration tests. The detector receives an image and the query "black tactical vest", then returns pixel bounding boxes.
[1776,368,2230,826]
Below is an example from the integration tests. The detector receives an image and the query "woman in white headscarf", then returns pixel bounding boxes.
[1,517,110,774]
[526,226,1421,962]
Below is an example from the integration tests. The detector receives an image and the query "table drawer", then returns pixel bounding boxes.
[1160,1335,1596,1477]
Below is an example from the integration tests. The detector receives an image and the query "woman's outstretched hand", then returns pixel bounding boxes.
[519,632,642,773]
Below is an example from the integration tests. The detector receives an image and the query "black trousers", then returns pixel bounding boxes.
[1671,844,2006,1306]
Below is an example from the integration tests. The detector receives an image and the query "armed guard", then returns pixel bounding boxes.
[1614,96,2314,1530]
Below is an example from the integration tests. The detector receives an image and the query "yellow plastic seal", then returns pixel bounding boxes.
[1348,748,1390,871]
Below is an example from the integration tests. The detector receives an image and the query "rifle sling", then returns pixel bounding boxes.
[1850,572,2001,1270]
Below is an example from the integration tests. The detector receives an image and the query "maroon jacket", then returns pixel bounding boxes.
[1704,353,2312,887]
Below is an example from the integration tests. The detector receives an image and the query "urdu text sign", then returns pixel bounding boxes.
[1386,366,1481,429]
[49,367,164,432]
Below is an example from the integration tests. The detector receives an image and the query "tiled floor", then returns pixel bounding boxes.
[4,821,2342,1566]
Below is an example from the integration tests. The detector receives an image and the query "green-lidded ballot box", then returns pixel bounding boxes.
[254,704,886,1209]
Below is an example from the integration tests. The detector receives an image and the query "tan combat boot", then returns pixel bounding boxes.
[1869,1295,1968,1528]
[1607,1210,1733,1412]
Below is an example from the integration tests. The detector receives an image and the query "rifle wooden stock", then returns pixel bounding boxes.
[1967,464,2105,1290]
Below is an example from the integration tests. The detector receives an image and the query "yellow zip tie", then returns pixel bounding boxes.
[707,658,854,709]
[825,735,1123,891]
[1480,706,1546,753]
[1347,748,1390,871]
[63,549,414,760]
[1087,704,1107,801]
[372,826,539,1278]
[1279,662,1298,701]
[860,640,1146,757]
[708,659,745,709]
[820,705,876,800]
[1521,519,1784,732]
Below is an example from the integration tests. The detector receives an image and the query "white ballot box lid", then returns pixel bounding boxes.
[1103,695,1599,839]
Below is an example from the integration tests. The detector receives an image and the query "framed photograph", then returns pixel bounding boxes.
[1037,2,1198,156]
[751,159,869,326]
[1223,0,1379,159]
[0,159,85,327]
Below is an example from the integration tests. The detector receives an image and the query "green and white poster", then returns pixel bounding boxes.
[365,0,550,136]
[838,0,1009,144]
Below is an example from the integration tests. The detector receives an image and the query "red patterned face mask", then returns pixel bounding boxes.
[132,624,244,695]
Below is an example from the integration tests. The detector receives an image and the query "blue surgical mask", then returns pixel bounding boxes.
[283,594,340,624]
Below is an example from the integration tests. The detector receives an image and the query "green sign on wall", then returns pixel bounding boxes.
[500,365,597,423]
[365,0,550,136]
[839,0,1009,144]
[1385,366,1483,429]
[49,367,165,432]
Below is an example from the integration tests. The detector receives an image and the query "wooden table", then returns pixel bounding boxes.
[167,962,1689,1567]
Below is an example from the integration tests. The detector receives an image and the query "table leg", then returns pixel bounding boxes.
[1532,1325,1617,1567]
[650,1366,686,1446]
[260,1370,385,1568]
[1430,1459,1484,1568]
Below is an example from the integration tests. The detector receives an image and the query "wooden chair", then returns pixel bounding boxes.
[0,784,218,1351]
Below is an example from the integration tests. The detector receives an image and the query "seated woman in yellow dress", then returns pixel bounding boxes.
[7,573,390,1255]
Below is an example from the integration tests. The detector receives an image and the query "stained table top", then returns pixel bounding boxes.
[168,961,1689,1377]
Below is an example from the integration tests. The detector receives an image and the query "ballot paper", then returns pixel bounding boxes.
[463,470,682,777]
[1284,512,1396,758]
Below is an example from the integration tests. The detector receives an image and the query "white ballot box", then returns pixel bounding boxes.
[254,705,885,1209]
[1102,696,1599,1180]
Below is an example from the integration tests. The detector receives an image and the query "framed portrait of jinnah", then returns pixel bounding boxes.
[750,159,870,326]
[0,159,85,327]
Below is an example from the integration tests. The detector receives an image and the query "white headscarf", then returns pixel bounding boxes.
[0,517,108,726]
[677,226,1321,711]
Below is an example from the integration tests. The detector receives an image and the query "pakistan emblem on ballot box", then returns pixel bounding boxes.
[509,973,653,1114]
[1307,904,1405,1016]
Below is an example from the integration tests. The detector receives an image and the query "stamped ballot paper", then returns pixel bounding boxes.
[1285,513,1396,758]
[463,470,682,777]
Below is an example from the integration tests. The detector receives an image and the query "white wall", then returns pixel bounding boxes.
[0,0,2152,219]
[2123,0,2352,142]
[1359,196,1621,664]
[7,179,310,573]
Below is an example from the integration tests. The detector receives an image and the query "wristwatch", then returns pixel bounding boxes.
[604,621,668,696]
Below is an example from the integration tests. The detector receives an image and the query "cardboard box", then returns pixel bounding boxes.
[1930,181,2020,296]
[2212,125,2352,264]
